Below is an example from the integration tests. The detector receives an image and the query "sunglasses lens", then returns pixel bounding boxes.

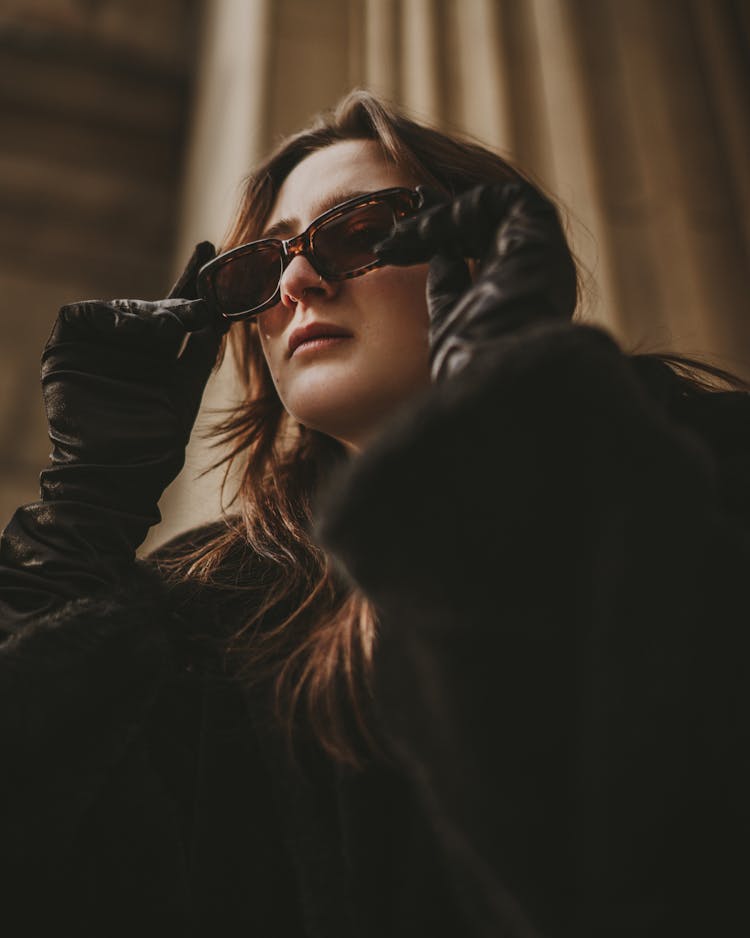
[313,202,397,276]
[211,244,282,316]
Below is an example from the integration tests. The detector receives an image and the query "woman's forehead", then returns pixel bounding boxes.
[266,139,412,233]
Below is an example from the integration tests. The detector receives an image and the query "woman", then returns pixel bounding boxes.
[1,90,748,937]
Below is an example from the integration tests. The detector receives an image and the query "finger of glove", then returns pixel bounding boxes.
[371,186,448,264]
[492,185,563,254]
[375,182,520,264]
[108,298,216,334]
[52,298,214,357]
[375,202,460,265]
[426,252,472,335]
[428,274,515,383]
[487,197,578,320]
[483,242,578,322]
[168,241,217,300]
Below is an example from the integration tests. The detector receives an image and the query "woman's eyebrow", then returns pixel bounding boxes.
[261,188,369,240]
[311,188,368,218]
[261,217,297,240]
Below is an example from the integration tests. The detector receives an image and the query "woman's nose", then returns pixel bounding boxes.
[279,255,337,310]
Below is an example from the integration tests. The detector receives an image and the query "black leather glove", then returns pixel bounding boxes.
[375,182,578,381]
[0,241,226,624]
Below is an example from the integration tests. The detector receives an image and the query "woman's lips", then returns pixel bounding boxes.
[290,335,353,357]
[288,321,353,356]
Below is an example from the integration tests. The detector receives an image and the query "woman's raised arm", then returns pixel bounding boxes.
[0,244,227,929]
[0,241,222,629]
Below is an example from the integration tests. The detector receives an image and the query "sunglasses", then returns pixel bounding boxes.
[196,186,425,321]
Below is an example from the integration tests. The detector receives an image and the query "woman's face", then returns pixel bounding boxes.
[255,139,431,451]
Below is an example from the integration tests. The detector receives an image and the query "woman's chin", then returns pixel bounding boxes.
[284,363,362,410]
[285,383,393,444]
[280,354,431,443]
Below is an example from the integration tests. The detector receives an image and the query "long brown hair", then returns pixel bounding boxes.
[159,90,534,768]
[158,89,747,769]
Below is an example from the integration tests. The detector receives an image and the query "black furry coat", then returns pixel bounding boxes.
[2,321,749,937]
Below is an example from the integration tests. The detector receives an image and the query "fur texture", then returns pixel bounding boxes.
[2,321,749,936]
[317,321,750,936]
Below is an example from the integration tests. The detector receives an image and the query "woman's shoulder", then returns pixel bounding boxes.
[145,518,232,565]
[141,517,257,671]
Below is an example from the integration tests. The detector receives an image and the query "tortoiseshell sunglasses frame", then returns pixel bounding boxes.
[196,186,424,321]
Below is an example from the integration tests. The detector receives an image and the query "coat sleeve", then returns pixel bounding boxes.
[0,521,212,927]
[315,321,750,938]
[0,519,306,936]
[0,522,225,860]
[0,559,186,924]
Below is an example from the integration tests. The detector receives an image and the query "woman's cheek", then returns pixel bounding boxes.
[256,309,288,375]
[257,304,287,343]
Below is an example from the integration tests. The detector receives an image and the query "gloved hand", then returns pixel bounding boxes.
[0,241,226,623]
[375,181,578,381]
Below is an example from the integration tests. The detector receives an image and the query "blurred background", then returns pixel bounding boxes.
[1,0,748,548]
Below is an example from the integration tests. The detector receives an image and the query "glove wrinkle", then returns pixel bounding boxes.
[426,252,473,339]
[0,243,221,624]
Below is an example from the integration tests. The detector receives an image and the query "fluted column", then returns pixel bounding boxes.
[175,0,273,261]
[527,0,619,333]
[449,0,512,152]
[364,0,400,101]
[400,0,442,120]
[145,0,273,551]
